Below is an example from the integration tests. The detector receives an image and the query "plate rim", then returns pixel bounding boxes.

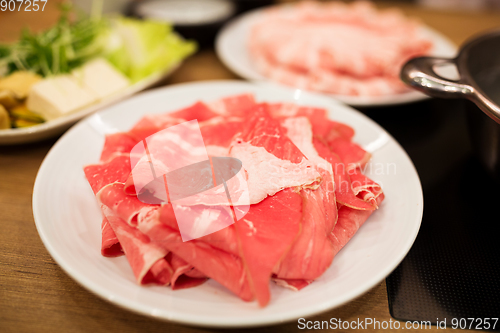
[215,4,458,107]
[32,80,423,328]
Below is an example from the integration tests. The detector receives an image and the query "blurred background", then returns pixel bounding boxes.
[70,0,500,48]
[3,0,500,46]
[2,1,500,332]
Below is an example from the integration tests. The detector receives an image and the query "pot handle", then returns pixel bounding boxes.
[400,57,475,99]
[402,56,500,124]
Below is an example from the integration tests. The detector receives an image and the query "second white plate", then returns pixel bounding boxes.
[216,6,457,107]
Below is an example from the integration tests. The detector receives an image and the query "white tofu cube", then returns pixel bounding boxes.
[72,58,130,100]
[27,75,97,120]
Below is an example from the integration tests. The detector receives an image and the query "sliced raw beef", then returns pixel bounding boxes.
[228,140,320,203]
[138,208,254,301]
[313,138,375,210]
[142,257,172,285]
[83,93,387,305]
[158,203,240,256]
[234,188,302,306]
[199,116,245,151]
[272,277,313,291]
[84,154,134,255]
[239,104,310,164]
[84,154,132,194]
[124,120,209,196]
[266,103,355,141]
[126,105,321,206]
[278,113,374,210]
[99,133,139,163]
[167,253,208,290]
[129,101,218,141]
[328,136,371,171]
[101,206,167,284]
[208,94,257,116]
[279,116,338,228]
[97,183,157,226]
[100,217,123,257]
[330,193,385,256]
[129,117,184,142]
[225,103,322,205]
[275,187,336,280]
[350,168,384,196]
[101,203,208,287]
[169,101,219,122]
[349,168,384,208]
[238,107,336,281]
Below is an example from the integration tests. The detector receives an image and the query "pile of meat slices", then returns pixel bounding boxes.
[83,94,384,307]
[248,1,433,96]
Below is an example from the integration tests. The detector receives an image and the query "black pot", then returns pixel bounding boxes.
[400,30,500,179]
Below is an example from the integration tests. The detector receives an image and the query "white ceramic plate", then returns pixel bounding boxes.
[33,80,423,328]
[216,6,458,107]
[0,65,178,145]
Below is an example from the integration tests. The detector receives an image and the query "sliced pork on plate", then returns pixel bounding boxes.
[248,1,433,96]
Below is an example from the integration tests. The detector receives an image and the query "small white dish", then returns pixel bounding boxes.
[33,80,423,327]
[216,7,458,107]
[0,65,177,145]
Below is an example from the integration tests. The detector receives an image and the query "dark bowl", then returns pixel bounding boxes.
[401,30,500,180]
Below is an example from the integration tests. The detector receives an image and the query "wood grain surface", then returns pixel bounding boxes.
[1,2,499,332]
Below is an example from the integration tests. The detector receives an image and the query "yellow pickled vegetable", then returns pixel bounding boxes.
[0,90,19,109]
[0,105,10,129]
[13,118,42,128]
[10,104,45,123]
[0,71,42,99]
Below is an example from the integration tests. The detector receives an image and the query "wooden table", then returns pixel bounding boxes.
[1,2,499,332]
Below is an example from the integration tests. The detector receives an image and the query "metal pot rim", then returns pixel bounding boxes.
[401,29,500,124]
[457,28,500,86]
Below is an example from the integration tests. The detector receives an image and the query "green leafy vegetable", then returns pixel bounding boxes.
[0,5,196,81]
[0,5,110,77]
[106,17,196,82]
